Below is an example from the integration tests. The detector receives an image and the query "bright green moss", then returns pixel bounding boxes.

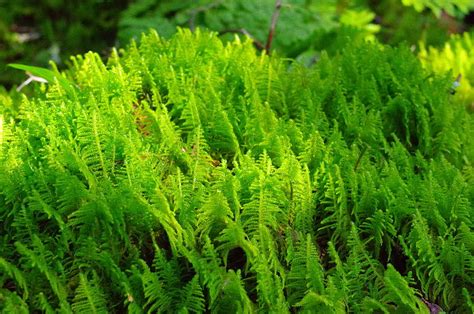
[419,32,474,110]
[401,0,474,17]
[0,29,472,313]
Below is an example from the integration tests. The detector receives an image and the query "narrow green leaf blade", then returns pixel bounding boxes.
[8,63,75,95]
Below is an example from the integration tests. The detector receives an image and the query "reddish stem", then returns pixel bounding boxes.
[265,0,282,54]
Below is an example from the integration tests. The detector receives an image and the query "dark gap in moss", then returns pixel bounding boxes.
[180,256,197,283]
[388,242,408,275]
[154,229,172,257]
[243,272,259,305]
[3,279,17,292]
[463,11,474,27]
[139,234,156,268]
[316,235,331,269]
[226,247,247,272]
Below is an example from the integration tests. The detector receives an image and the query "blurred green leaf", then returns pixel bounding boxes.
[8,63,75,95]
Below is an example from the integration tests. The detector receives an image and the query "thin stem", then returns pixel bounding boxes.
[265,0,282,54]
[354,145,368,172]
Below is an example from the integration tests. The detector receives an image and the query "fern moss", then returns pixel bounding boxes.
[0,28,473,313]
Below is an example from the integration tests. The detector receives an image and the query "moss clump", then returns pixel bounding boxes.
[0,29,472,313]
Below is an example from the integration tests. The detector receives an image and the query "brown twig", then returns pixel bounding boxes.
[218,28,265,50]
[354,145,368,172]
[265,0,282,54]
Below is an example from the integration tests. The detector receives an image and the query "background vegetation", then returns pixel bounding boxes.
[1,0,473,88]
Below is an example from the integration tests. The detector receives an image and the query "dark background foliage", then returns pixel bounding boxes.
[1,0,473,89]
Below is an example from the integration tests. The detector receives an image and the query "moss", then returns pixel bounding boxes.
[0,29,472,313]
